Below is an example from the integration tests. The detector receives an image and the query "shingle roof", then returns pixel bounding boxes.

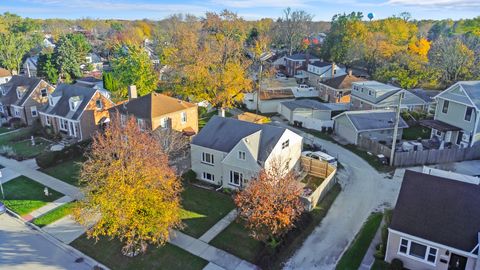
[191,116,286,163]
[409,89,440,103]
[281,99,330,111]
[391,170,480,252]
[0,75,42,106]
[309,61,331,68]
[459,81,480,109]
[285,53,320,61]
[322,74,367,90]
[0,68,11,77]
[109,93,196,120]
[335,110,408,131]
[42,83,97,120]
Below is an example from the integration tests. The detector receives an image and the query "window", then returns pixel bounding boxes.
[368,90,372,96]
[59,119,68,131]
[282,139,289,149]
[201,152,214,165]
[238,151,246,160]
[465,107,473,121]
[137,118,146,131]
[14,108,20,116]
[202,172,214,182]
[229,171,243,186]
[398,238,437,265]
[49,96,54,106]
[40,88,48,97]
[30,106,37,117]
[95,99,102,110]
[442,100,449,114]
[45,116,51,126]
[181,112,187,124]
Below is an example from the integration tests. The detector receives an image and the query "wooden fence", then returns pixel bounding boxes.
[357,136,391,158]
[300,156,337,210]
[300,156,336,178]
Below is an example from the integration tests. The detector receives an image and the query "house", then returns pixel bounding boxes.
[279,99,349,131]
[410,89,440,115]
[318,71,367,103]
[38,83,115,141]
[0,75,54,125]
[74,77,110,99]
[191,116,303,189]
[306,62,347,86]
[350,81,429,112]
[385,169,480,270]
[421,81,480,148]
[284,53,320,77]
[23,56,38,78]
[234,112,269,124]
[333,110,408,145]
[0,68,12,84]
[43,35,55,49]
[84,53,103,71]
[109,87,198,135]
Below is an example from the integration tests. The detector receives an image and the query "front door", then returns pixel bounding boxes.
[448,253,467,270]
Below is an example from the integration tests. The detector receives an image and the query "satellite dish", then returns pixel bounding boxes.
[368,13,375,21]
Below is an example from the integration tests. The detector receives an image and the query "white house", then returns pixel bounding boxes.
[191,116,303,189]
[23,56,38,78]
[306,62,347,85]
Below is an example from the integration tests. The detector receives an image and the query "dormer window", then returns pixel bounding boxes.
[16,86,27,99]
[69,96,81,111]
[49,96,54,106]
[41,88,48,97]
[95,99,102,110]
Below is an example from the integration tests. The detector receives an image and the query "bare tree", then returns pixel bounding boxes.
[153,128,190,162]
[275,7,313,55]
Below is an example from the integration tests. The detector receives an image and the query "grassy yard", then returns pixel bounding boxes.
[71,235,208,270]
[371,259,390,270]
[336,212,384,270]
[9,138,49,159]
[342,144,393,173]
[180,185,235,238]
[0,176,63,215]
[0,128,32,144]
[301,175,324,190]
[0,127,13,134]
[41,157,84,186]
[32,202,75,227]
[210,183,342,267]
[199,109,233,129]
[402,126,431,140]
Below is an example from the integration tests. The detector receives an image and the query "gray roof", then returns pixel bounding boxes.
[410,89,440,103]
[42,83,97,120]
[285,53,320,61]
[281,99,330,111]
[191,116,286,163]
[391,170,480,252]
[459,81,480,109]
[0,75,43,106]
[337,110,408,131]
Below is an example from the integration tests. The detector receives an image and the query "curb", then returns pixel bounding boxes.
[6,208,110,270]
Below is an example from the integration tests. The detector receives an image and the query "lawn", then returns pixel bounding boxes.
[180,185,235,238]
[402,126,431,140]
[342,144,393,172]
[71,235,208,270]
[32,202,75,227]
[199,109,233,129]
[0,127,13,134]
[301,175,324,190]
[336,212,384,270]
[9,138,49,159]
[210,183,342,267]
[41,157,84,186]
[0,176,63,215]
[371,259,390,270]
[0,128,32,144]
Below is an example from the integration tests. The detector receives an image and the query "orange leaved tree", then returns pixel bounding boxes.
[234,162,304,246]
[73,114,183,256]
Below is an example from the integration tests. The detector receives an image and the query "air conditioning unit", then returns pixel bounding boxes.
[462,133,470,142]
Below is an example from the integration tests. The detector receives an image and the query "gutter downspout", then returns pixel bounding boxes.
[471,109,479,147]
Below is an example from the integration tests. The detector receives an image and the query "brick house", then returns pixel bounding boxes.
[318,72,366,103]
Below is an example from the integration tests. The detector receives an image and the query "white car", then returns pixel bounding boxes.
[296,84,315,91]
[302,151,338,167]
[275,72,287,80]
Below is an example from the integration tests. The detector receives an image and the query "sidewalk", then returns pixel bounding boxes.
[0,167,20,184]
[359,220,385,270]
[23,196,74,221]
[199,209,237,243]
[42,215,87,244]
[0,156,83,200]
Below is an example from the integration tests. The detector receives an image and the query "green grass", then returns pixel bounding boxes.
[41,157,84,186]
[0,176,63,215]
[9,138,49,159]
[336,212,384,270]
[32,202,75,227]
[0,127,13,134]
[371,259,390,270]
[402,126,431,140]
[180,185,235,238]
[301,175,325,190]
[0,128,32,144]
[210,183,342,267]
[199,110,233,129]
[71,235,208,270]
[342,144,393,172]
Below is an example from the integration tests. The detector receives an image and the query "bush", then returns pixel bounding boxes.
[181,170,197,183]
[8,118,25,129]
[0,145,16,158]
[35,140,91,169]
[390,258,403,270]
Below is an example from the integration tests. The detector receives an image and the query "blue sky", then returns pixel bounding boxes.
[1,0,479,21]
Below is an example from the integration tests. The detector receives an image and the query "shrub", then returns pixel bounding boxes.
[390,258,404,270]
[0,145,16,158]
[181,170,197,183]
[8,118,25,129]
[35,140,91,169]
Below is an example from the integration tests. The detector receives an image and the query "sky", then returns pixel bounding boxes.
[0,0,479,21]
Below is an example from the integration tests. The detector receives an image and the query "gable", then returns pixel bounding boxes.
[436,83,475,108]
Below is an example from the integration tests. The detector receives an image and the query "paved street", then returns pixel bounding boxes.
[269,119,403,270]
[0,213,92,270]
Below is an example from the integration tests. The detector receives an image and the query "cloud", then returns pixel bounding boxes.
[386,0,480,8]
[209,0,308,8]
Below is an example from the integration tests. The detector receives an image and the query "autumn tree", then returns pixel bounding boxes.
[234,161,304,246]
[74,114,183,256]
[55,33,92,82]
[111,44,159,97]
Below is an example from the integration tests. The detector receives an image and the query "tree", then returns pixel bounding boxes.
[275,8,313,55]
[111,44,159,97]
[37,49,59,83]
[55,33,92,81]
[74,114,183,256]
[103,72,120,92]
[234,161,304,246]
[153,128,190,164]
[0,32,32,74]
[429,36,475,85]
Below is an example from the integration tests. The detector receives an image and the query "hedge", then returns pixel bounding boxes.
[36,139,91,169]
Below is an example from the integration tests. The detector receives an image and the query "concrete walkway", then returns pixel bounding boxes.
[24,196,74,221]
[359,220,385,270]
[43,215,87,244]
[0,156,83,200]
[199,209,237,243]
[0,167,20,184]
[170,230,258,270]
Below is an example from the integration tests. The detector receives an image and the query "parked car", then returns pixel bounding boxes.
[296,84,315,91]
[0,202,6,215]
[302,151,338,167]
[275,72,287,80]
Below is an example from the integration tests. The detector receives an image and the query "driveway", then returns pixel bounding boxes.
[269,119,403,269]
[0,213,92,270]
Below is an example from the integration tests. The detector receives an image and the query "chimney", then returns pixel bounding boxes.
[218,108,226,117]
[331,62,336,78]
[128,85,137,100]
[348,69,353,76]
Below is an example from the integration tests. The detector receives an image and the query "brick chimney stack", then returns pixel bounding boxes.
[331,62,336,78]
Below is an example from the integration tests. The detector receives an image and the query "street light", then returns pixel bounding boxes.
[0,171,4,200]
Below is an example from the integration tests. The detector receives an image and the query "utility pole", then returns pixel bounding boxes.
[256,63,263,115]
[0,171,4,199]
[390,93,403,166]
